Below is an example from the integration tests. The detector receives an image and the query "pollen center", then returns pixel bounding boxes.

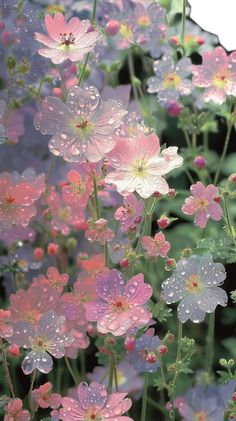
[185,274,202,293]
[132,158,148,177]
[60,32,75,47]
[194,410,207,421]
[163,72,181,89]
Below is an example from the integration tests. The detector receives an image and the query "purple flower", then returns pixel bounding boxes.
[128,333,161,373]
[161,254,227,323]
[114,193,144,232]
[10,311,74,374]
[147,56,192,106]
[34,86,127,163]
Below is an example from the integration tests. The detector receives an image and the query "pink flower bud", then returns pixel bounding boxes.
[229,173,236,183]
[87,324,94,337]
[169,36,180,46]
[47,243,59,256]
[165,258,176,270]
[8,344,20,357]
[166,100,183,117]
[157,215,170,229]
[52,87,63,97]
[125,335,136,352]
[105,20,121,36]
[146,351,157,364]
[232,393,236,402]
[168,188,177,198]
[197,37,205,46]
[134,215,142,224]
[120,258,129,268]
[158,344,168,355]
[33,247,44,261]
[214,195,221,203]
[194,155,207,169]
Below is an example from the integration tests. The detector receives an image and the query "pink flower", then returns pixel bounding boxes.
[105,133,183,198]
[0,169,45,232]
[62,169,92,207]
[182,182,223,229]
[0,309,13,339]
[142,232,170,257]
[4,398,30,421]
[85,218,115,245]
[85,269,153,336]
[59,381,133,421]
[114,193,144,232]
[192,46,236,104]
[32,382,62,409]
[34,12,99,64]
[34,267,69,293]
[34,86,127,163]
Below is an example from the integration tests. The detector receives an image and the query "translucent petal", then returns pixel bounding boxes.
[22,351,53,374]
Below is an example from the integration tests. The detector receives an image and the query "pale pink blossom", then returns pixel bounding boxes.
[114,193,144,232]
[33,267,69,293]
[142,232,170,257]
[35,12,99,64]
[105,134,183,198]
[59,381,133,421]
[192,46,236,104]
[85,218,115,245]
[0,169,45,232]
[182,182,223,229]
[85,269,153,336]
[34,86,127,163]
[4,398,30,421]
[62,169,92,207]
[32,382,62,409]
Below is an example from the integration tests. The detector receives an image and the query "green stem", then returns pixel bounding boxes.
[0,337,15,397]
[223,196,236,246]
[183,129,192,149]
[141,373,148,421]
[108,360,114,393]
[128,51,139,102]
[192,132,197,148]
[79,350,86,381]
[93,176,101,219]
[64,356,80,384]
[28,370,36,412]
[147,397,168,416]
[176,321,183,363]
[205,312,215,374]
[214,121,233,185]
[46,155,56,184]
[181,0,187,53]
[104,242,109,267]
[169,321,183,421]
[203,131,209,151]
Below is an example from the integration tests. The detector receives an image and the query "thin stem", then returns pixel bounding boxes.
[28,370,36,411]
[46,155,56,184]
[205,312,215,374]
[141,373,148,421]
[128,51,139,102]
[147,397,168,416]
[181,0,187,52]
[176,321,183,363]
[169,321,183,421]
[183,129,192,149]
[108,361,114,393]
[223,196,236,246]
[79,350,86,381]
[192,132,197,148]
[93,176,101,219]
[65,356,79,384]
[214,121,233,185]
[104,242,109,267]
[0,337,15,397]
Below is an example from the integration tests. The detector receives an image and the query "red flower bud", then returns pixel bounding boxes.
[125,335,136,352]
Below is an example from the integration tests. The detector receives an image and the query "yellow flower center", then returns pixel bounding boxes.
[131,158,148,177]
[185,274,202,293]
[194,410,207,421]
[119,23,133,39]
[163,72,181,89]
[137,15,150,27]
[197,199,208,210]
[213,71,230,89]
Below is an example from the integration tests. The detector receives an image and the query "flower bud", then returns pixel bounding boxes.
[158,344,168,355]
[194,155,207,169]
[165,258,176,271]
[87,324,94,337]
[125,335,136,352]
[8,344,20,357]
[146,351,157,364]
[33,247,44,261]
[232,392,236,402]
[157,215,170,229]
[47,242,59,256]
[134,216,142,224]
[196,37,205,46]
[105,20,120,36]
[229,174,236,184]
[166,100,183,117]
[219,358,228,367]
[120,258,129,268]
[168,188,177,198]
[181,248,192,258]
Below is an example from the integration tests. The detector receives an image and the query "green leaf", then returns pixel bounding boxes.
[196,236,236,262]
[222,153,236,176]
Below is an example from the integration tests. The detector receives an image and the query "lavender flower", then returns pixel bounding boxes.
[161,254,227,323]
[128,333,161,373]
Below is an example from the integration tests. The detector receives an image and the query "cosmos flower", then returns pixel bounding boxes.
[0,169,45,233]
[128,333,161,373]
[105,133,183,199]
[59,381,133,421]
[147,56,192,106]
[182,182,223,229]
[114,193,144,232]
[32,382,62,409]
[85,269,153,336]
[9,310,74,374]
[4,398,30,421]
[34,86,127,163]
[142,232,171,258]
[192,46,236,104]
[161,254,228,323]
[35,12,99,64]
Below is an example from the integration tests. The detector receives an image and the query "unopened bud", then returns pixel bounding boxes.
[8,344,20,357]
[125,335,136,352]
[105,20,120,36]
[157,215,170,229]
[120,258,129,269]
[33,247,44,261]
[47,242,59,256]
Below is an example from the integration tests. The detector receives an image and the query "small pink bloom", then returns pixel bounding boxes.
[34,267,68,292]
[85,218,115,245]
[192,46,236,104]
[35,12,99,64]
[182,182,223,229]
[142,232,170,257]
[59,381,133,421]
[62,169,92,208]
[114,193,144,232]
[32,382,62,409]
[85,269,153,336]
[4,398,30,421]
[105,133,183,198]
[0,170,45,232]
[8,344,20,357]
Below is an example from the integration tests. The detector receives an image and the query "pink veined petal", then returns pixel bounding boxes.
[44,13,69,42]
[34,32,57,47]
[60,397,85,420]
[100,393,132,417]
[204,86,227,104]
[124,273,153,304]
[97,311,131,336]
[190,181,206,198]
[66,17,90,39]
[205,184,219,200]
[182,197,198,215]
[207,201,223,221]
[85,300,109,321]
[77,382,107,411]
[67,170,82,185]
[84,132,117,162]
[194,209,207,229]
[95,269,126,300]
[34,96,71,134]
